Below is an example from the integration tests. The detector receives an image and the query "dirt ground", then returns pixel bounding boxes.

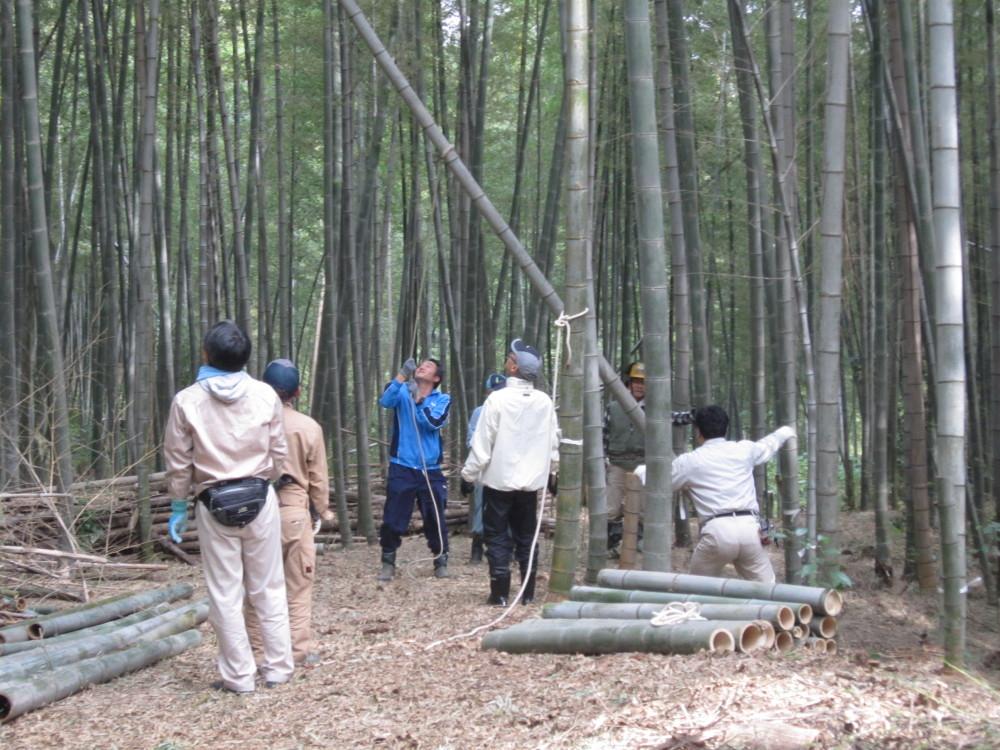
[1,510,998,750]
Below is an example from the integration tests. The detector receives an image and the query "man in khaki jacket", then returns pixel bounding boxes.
[164,321,293,693]
[247,359,333,666]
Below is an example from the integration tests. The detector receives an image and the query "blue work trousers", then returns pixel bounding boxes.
[483,486,538,579]
[379,463,449,555]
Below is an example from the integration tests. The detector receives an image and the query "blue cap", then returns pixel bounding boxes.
[484,373,506,391]
[510,339,541,380]
[262,358,300,395]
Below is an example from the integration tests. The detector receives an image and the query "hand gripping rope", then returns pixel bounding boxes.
[425,308,589,650]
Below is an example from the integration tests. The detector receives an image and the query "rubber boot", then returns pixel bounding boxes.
[377,550,395,582]
[469,535,484,564]
[519,561,537,605]
[486,574,510,606]
[433,552,449,579]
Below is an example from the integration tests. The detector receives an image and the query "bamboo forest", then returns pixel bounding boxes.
[1,0,999,747]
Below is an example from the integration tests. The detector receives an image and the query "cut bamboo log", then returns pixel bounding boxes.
[808,616,837,639]
[0,602,175,656]
[755,620,776,650]
[156,537,197,565]
[0,600,209,682]
[569,585,813,625]
[543,601,796,631]
[0,583,194,643]
[0,596,25,612]
[803,637,829,653]
[0,629,202,722]
[774,630,795,652]
[823,638,838,655]
[482,618,737,655]
[595,569,844,616]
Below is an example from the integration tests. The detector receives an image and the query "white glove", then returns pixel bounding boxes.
[313,517,322,536]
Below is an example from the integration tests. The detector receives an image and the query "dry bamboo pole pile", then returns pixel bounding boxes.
[486,570,844,657]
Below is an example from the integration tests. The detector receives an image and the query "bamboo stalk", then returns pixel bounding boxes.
[570,585,813,625]
[774,630,795,652]
[755,620,776,650]
[0,629,202,722]
[808,616,837,639]
[543,601,796,631]
[156,537,197,565]
[481,618,736,655]
[0,546,111,564]
[0,601,208,682]
[823,638,838,655]
[0,602,176,656]
[0,583,193,643]
[595,569,844,616]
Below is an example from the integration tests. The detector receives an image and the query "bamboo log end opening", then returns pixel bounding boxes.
[821,591,844,617]
[796,605,814,625]
[709,629,736,653]
[775,606,795,631]
[27,624,44,640]
[824,639,838,655]
[0,693,11,723]
[774,631,795,652]
[813,616,837,639]
[736,623,765,653]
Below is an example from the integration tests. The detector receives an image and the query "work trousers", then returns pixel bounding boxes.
[471,483,484,535]
[689,514,775,583]
[379,463,449,555]
[197,488,293,692]
[606,462,642,522]
[483,486,538,579]
[247,504,316,664]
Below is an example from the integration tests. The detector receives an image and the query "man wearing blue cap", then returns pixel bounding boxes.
[461,373,507,563]
[246,359,332,667]
[461,340,559,606]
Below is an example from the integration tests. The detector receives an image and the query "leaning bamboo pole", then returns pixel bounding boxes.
[0,602,176,656]
[0,583,194,643]
[570,585,814,624]
[0,601,208,682]
[482,618,737,655]
[543,601,795,631]
[596,570,843,616]
[0,629,201,722]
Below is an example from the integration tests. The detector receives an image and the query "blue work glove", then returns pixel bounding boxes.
[399,358,417,379]
[168,500,189,543]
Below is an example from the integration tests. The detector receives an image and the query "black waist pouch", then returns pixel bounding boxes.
[199,477,269,528]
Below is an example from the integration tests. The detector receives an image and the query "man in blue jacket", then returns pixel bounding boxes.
[377,357,451,581]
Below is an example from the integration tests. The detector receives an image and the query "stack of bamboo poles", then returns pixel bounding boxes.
[482,570,843,656]
[0,583,207,723]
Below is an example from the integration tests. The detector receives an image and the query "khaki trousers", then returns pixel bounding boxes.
[689,515,775,583]
[606,463,641,522]
[198,489,293,692]
[247,505,316,664]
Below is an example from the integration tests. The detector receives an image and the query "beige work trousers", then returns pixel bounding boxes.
[197,488,293,692]
[247,505,316,664]
[689,515,775,583]
[606,463,641,522]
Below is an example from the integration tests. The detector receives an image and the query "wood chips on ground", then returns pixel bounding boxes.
[1,510,998,749]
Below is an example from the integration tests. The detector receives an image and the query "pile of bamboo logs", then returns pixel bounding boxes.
[0,583,206,722]
[482,570,843,656]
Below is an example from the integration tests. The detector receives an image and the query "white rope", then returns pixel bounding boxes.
[425,310,586,650]
[649,602,706,627]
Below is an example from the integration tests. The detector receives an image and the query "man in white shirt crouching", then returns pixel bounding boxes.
[671,405,795,583]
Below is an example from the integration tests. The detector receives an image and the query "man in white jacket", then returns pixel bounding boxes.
[461,339,559,606]
[671,405,795,583]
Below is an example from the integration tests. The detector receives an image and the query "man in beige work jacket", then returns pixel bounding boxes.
[247,358,333,667]
[164,321,293,693]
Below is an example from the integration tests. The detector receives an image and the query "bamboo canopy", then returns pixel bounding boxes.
[596,570,844,616]
[0,629,202,723]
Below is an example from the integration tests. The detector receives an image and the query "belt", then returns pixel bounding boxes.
[705,509,755,524]
[197,477,268,504]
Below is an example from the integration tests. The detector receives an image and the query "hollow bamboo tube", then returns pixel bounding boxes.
[0,596,26,612]
[544,601,795,632]
[824,638,838,655]
[0,601,209,682]
[482,618,737,655]
[754,620,776,650]
[792,625,806,639]
[596,570,844,616]
[774,631,795,652]
[809,616,837,639]
[0,583,194,644]
[803,637,829,653]
[0,602,176,656]
[570,585,812,625]
[0,629,202,723]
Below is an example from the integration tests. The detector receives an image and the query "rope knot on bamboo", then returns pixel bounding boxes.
[649,602,705,627]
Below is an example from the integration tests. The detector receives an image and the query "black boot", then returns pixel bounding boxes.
[487,574,510,606]
[433,552,449,579]
[377,550,396,582]
[469,535,484,564]
[520,561,537,604]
